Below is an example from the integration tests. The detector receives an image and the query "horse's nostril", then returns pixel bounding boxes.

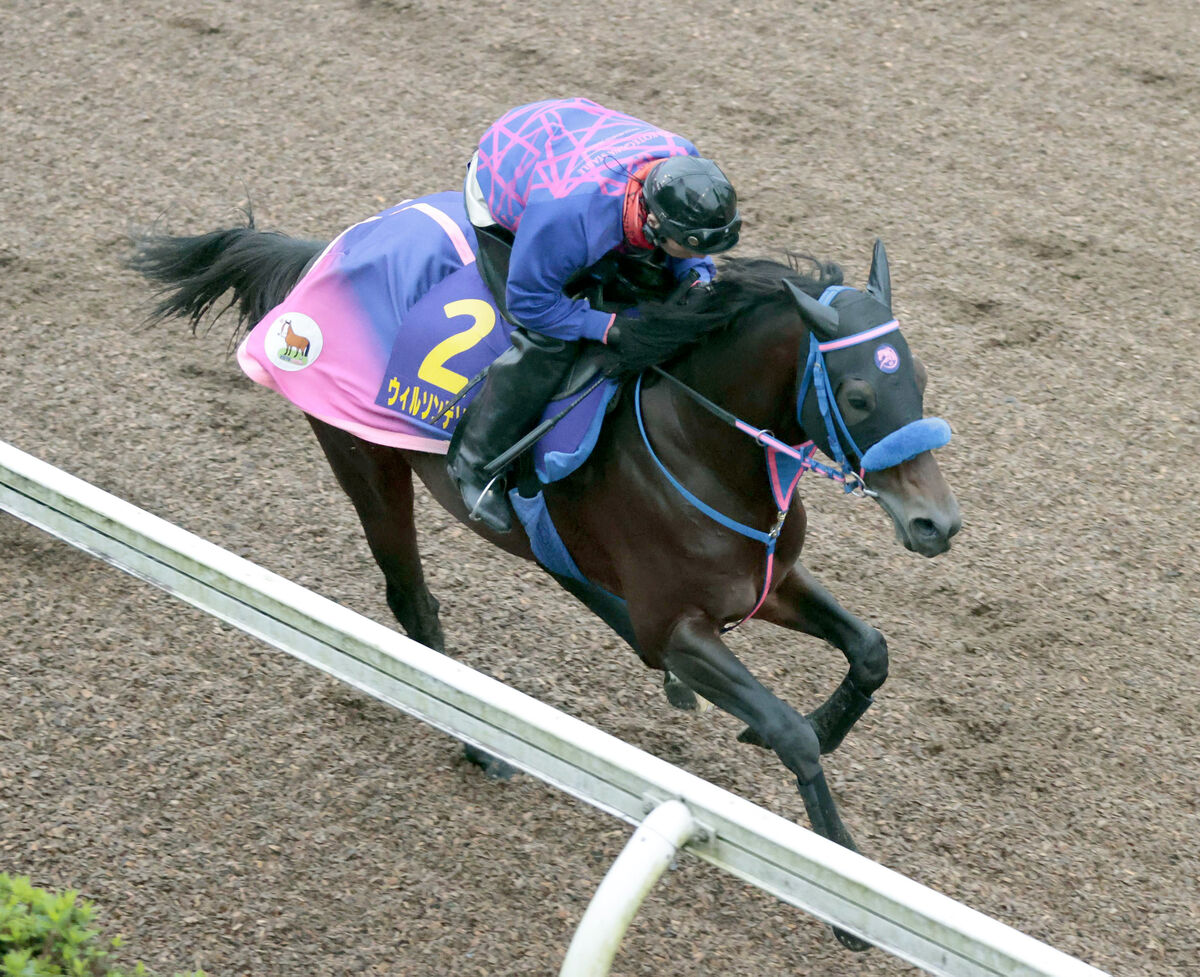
[912,517,939,540]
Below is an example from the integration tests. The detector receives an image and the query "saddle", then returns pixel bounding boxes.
[460,229,680,479]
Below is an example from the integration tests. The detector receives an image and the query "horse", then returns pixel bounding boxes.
[280,318,310,358]
[131,207,960,952]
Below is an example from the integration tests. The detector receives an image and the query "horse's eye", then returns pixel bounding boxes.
[837,380,876,425]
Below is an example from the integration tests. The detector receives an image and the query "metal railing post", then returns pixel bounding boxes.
[559,799,698,977]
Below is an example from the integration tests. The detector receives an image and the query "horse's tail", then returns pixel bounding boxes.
[129,208,326,337]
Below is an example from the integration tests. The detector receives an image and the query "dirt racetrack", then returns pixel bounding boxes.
[2,1,1198,974]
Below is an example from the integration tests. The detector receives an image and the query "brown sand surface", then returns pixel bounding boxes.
[2,2,1197,974]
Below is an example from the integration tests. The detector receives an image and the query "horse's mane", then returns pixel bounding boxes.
[610,254,844,374]
[714,253,844,307]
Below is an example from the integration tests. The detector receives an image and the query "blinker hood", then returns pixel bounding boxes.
[788,242,952,473]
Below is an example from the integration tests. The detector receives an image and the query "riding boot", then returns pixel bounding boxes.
[446,328,580,533]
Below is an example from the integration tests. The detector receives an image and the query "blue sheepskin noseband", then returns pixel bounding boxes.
[860,416,952,472]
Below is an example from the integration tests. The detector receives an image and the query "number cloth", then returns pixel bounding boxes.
[236,191,618,478]
[237,192,486,452]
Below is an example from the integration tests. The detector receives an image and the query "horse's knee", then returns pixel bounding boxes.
[848,628,889,693]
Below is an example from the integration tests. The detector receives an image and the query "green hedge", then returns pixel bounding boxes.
[0,875,204,977]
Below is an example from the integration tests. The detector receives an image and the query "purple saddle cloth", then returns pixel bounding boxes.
[372,260,618,484]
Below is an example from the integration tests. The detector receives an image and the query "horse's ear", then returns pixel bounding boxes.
[784,279,840,340]
[867,238,892,311]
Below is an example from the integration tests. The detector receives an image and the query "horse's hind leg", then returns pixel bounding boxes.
[755,565,887,755]
[306,417,445,652]
[307,418,517,780]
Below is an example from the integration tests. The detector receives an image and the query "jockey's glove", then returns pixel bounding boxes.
[601,276,719,376]
[678,279,714,309]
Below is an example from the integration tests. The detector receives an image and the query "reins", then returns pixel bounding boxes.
[647,365,874,496]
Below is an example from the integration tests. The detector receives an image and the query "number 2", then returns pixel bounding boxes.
[417,299,496,394]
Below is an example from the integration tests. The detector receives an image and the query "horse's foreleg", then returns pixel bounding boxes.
[306,417,445,653]
[662,612,823,780]
[755,566,887,755]
[660,611,871,951]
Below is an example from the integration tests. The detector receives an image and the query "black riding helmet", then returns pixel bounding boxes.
[642,156,741,253]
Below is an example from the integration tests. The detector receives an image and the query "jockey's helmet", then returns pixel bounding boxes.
[642,156,741,254]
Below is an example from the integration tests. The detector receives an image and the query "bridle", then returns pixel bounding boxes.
[795,284,897,491]
[635,281,951,629]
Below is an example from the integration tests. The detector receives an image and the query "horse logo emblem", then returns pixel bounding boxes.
[874,343,900,374]
[266,312,323,371]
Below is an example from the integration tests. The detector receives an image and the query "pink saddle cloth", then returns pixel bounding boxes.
[237,190,620,487]
[237,191,497,454]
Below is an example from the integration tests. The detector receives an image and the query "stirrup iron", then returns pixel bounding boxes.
[467,471,508,523]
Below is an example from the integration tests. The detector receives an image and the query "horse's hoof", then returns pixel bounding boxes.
[736,725,770,750]
[833,926,872,952]
[413,627,445,654]
[663,672,699,710]
[461,743,517,781]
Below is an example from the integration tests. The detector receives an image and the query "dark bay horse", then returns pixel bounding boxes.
[132,219,960,951]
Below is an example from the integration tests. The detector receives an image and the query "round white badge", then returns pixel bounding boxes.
[265,312,323,371]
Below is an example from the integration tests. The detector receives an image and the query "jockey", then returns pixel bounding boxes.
[448,96,742,533]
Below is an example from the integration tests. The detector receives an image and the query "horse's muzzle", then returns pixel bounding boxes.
[902,507,962,556]
[866,453,961,558]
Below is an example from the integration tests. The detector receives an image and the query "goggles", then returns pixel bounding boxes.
[656,213,742,254]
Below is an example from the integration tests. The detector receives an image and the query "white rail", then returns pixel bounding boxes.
[559,799,698,977]
[0,440,1109,977]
